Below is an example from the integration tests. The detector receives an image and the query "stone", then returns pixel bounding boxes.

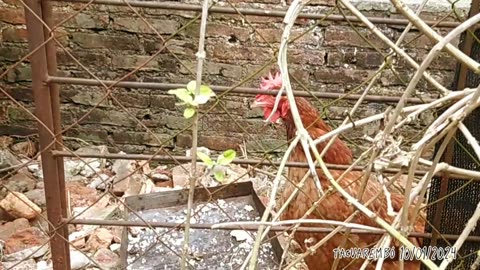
[10,141,36,157]
[2,172,36,193]
[85,228,114,251]
[0,192,41,219]
[4,227,49,254]
[36,261,52,270]
[0,136,14,148]
[35,181,44,189]
[66,182,98,208]
[111,155,136,194]
[171,163,206,188]
[71,236,86,249]
[73,205,118,221]
[23,189,46,208]
[70,250,91,270]
[0,149,21,171]
[1,259,37,270]
[2,244,49,261]
[0,218,30,241]
[87,173,113,190]
[93,248,120,269]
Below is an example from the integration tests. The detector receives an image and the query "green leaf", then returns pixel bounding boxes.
[169,88,193,104]
[194,94,210,105]
[195,85,216,104]
[196,151,214,167]
[183,107,196,119]
[200,85,215,97]
[213,170,225,182]
[217,149,236,166]
[167,88,182,94]
[186,81,197,93]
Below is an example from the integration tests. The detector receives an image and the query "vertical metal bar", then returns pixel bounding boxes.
[40,0,71,264]
[430,0,480,247]
[24,0,70,269]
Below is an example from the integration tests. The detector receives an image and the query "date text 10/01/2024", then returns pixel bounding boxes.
[333,246,457,261]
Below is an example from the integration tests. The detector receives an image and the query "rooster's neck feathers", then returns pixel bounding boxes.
[283,98,354,165]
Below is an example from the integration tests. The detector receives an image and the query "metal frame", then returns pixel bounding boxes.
[24,0,70,268]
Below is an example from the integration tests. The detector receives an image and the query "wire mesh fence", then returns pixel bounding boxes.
[0,0,480,269]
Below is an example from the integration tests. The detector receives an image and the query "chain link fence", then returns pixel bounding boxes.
[0,0,479,269]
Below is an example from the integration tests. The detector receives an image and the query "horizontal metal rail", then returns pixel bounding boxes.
[51,151,480,180]
[47,76,437,104]
[53,0,465,28]
[66,218,480,242]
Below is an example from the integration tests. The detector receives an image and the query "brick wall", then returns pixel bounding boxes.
[0,0,464,157]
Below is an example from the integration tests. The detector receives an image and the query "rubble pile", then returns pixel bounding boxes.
[0,137,276,269]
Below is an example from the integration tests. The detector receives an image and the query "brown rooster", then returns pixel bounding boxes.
[251,72,425,270]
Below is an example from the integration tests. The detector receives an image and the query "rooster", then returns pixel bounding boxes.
[251,72,425,270]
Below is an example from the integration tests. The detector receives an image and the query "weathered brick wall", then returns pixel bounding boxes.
[0,0,465,156]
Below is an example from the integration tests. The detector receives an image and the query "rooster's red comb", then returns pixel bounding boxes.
[260,71,282,90]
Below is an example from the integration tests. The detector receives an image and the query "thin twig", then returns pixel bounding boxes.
[390,0,480,73]
[181,0,210,268]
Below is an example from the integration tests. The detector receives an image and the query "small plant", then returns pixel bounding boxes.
[168,80,216,119]
[196,149,236,182]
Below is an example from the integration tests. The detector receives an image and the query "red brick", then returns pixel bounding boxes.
[112,17,179,34]
[111,55,159,70]
[327,50,384,69]
[289,49,326,66]
[324,26,394,49]
[403,31,459,49]
[313,68,375,84]
[2,27,28,42]
[112,131,174,147]
[176,134,242,151]
[253,28,320,45]
[207,24,250,42]
[55,12,109,29]
[0,7,25,24]
[71,32,140,50]
[210,44,273,62]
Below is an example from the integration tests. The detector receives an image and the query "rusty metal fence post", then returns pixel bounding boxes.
[24,0,71,269]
